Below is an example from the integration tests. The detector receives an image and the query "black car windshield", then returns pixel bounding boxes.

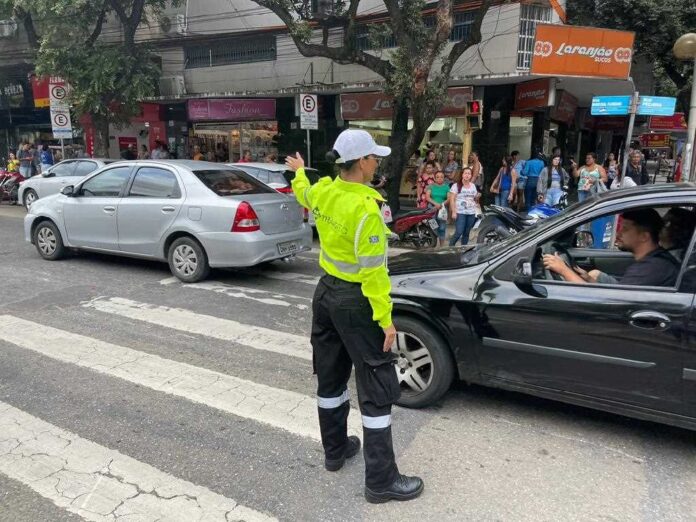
[464,198,587,264]
[195,169,274,196]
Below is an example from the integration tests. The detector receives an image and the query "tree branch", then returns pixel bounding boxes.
[342,0,361,47]
[430,0,453,51]
[86,2,109,47]
[256,0,394,79]
[441,0,492,78]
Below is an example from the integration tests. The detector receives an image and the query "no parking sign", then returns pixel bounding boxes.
[300,94,318,130]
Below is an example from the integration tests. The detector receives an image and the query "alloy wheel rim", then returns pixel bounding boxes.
[37,227,56,255]
[173,245,198,276]
[26,192,37,206]
[392,332,433,393]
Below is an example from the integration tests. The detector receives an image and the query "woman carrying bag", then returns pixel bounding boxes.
[536,155,569,205]
[426,170,450,247]
[490,156,518,208]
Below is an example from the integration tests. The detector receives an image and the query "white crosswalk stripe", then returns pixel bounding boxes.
[82,296,312,361]
[158,278,312,309]
[0,315,362,441]
[0,401,275,521]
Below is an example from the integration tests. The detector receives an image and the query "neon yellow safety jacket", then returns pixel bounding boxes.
[292,167,393,328]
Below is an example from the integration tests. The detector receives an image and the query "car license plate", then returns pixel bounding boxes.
[278,241,299,255]
[427,219,438,230]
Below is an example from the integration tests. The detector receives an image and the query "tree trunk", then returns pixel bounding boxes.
[92,112,110,158]
[385,97,411,213]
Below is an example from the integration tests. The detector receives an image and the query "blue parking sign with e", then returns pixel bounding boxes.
[637,96,676,116]
[591,96,631,116]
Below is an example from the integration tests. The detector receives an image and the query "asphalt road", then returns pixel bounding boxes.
[0,204,694,522]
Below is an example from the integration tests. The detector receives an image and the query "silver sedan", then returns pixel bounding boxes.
[24,160,312,282]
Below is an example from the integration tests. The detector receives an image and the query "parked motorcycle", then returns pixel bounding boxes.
[387,207,439,249]
[476,192,568,244]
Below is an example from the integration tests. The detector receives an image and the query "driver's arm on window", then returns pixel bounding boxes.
[542,253,586,283]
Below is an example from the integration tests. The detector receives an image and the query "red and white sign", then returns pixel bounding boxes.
[515,78,555,111]
[640,133,671,148]
[340,87,473,120]
[649,113,688,131]
[118,136,137,150]
[549,90,578,125]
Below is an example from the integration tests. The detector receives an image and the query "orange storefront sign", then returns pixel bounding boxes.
[531,24,635,79]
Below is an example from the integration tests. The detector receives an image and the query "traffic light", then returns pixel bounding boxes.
[467,100,483,131]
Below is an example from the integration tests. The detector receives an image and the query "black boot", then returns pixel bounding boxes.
[325,435,361,471]
[364,474,424,504]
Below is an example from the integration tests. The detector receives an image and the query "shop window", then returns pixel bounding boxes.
[517,4,551,70]
[185,35,277,69]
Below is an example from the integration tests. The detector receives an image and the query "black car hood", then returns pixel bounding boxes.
[388,245,479,275]
[388,246,488,301]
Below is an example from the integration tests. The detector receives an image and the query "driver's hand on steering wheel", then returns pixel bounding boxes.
[542,252,570,275]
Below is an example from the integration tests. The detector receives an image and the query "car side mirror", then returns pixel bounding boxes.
[573,230,594,248]
[61,185,75,196]
[42,171,54,178]
[513,257,548,298]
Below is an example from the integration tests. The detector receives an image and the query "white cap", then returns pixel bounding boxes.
[332,129,391,164]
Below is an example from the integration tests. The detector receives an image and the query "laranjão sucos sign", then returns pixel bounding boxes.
[531,24,635,79]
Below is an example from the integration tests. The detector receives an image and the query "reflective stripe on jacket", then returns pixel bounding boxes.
[292,167,392,328]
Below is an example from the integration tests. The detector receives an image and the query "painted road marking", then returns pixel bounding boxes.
[158,278,312,308]
[0,401,275,521]
[82,297,312,361]
[0,315,361,440]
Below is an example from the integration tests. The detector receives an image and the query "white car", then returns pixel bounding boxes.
[19,158,119,209]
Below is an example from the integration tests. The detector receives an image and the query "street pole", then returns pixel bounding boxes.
[60,138,65,160]
[306,129,311,168]
[686,56,696,181]
[621,91,639,179]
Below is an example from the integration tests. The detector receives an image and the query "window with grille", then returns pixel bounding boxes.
[450,11,475,42]
[184,35,277,69]
[517,4,552,70]
[353,24,397,51]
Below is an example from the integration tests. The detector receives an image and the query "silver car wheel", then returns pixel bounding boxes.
[37,227,57,256]
[173,244,198,276]
[25,190,37,207]
[393,332,434,393]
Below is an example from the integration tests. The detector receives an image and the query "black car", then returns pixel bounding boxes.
[388,184,696,431]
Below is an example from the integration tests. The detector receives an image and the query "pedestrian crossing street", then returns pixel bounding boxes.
[0,253,416,521]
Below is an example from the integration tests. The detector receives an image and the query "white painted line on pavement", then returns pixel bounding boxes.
[83,297,312,361]
[158,278,312,308]
[248,270,320,286]
[0,315,361,441]
[0,401,275,521]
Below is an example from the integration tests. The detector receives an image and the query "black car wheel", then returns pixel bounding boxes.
[33,220,65,260]
[168,237,210,283]
[392,316,455,408]
[415,224,438,249]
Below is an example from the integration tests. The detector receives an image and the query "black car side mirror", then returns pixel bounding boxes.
[573,230,594,248]
[513,257,548,298]
[61,185,75,196]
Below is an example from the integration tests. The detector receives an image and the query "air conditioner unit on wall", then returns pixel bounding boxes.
[0,19,18,38]
[159,76,187,97]
[159,14,186,36]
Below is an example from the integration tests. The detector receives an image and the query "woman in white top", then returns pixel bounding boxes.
[448,167,479,246]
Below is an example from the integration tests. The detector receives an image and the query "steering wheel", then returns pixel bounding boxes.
[541,241,575,281]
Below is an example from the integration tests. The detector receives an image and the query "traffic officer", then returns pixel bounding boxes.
[285,129,424,504]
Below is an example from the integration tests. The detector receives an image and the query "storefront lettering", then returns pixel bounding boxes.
[519,89,546,100]
[371,98,393,111]
[187,99,276,122]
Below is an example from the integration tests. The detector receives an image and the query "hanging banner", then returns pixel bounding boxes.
[649,113,688,131]
[640,133,671,148]
[531,24,635,79]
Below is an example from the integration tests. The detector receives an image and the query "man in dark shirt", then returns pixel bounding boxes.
[626,151,649,185]
[543,208,680,287]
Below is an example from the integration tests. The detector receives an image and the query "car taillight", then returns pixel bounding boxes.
[231,201,260,232]
[276,186,293,194]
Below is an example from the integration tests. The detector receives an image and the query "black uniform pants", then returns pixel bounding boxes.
[311,274,401,490]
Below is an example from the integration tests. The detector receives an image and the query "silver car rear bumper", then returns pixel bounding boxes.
[198,225,313,267]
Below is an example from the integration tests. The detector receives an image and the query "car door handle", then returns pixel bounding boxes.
[161,206,176,213]
[629,311,671,331]
[103,206,116,214]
